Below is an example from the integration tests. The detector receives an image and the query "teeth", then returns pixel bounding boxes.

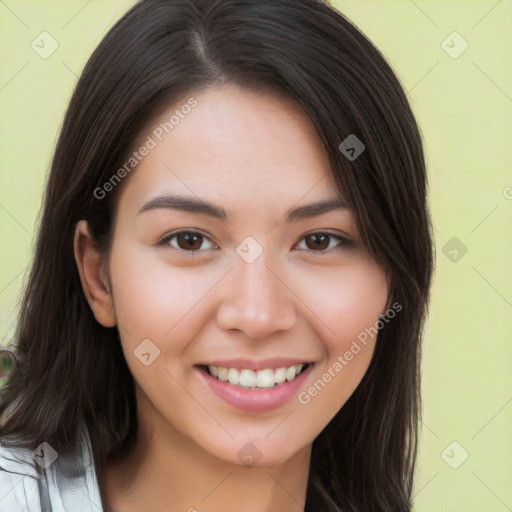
[228,368,240,385]
[206,364,307,389]
[217,367,229,381]
[239,369,257,388]
[256,369,275,388]
[285,366,296,382]
[274,367,286,384]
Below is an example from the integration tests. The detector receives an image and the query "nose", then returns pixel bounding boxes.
[216,251,297,339]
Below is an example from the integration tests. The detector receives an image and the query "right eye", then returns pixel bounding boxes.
[157,230,218,254]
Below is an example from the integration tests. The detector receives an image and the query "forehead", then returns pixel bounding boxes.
[119,84,340,211]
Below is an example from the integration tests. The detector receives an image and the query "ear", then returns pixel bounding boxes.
[74,220,116,327]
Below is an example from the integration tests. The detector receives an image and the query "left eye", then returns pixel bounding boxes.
[295,232,354,252]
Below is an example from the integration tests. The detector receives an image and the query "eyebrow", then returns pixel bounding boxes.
[138,193,349,223]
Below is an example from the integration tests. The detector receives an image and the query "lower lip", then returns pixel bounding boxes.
[196,365,313,412]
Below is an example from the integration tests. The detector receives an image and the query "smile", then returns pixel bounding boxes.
[195,362,314,412]
[204,363,310,389]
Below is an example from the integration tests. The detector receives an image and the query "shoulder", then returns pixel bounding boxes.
[0,440,42,511]
[0,425,104,512]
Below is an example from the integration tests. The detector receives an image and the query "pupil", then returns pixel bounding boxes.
[307,234,329,251]
[178,232,202,250]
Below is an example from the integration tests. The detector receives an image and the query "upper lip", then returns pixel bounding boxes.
[196,358,312,371]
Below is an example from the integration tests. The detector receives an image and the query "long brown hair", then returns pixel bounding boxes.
[0,1,434,510]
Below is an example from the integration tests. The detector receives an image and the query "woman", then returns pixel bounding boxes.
[0,0,434,510]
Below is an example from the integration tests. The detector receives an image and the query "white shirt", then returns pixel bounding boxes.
[0,423,104,511]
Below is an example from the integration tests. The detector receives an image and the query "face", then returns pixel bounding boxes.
[81,84,389,467]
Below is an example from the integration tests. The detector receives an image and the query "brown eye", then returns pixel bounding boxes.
[158,231,217,253]
[305,233,330,251]
[176,232,203,250]
[296,232,354,252]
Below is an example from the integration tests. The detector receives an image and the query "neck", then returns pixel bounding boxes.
[102,385,311,512]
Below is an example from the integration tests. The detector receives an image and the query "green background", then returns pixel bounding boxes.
[0,1,511,510]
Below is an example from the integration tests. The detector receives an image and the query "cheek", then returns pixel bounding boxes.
[106,245,221,401]
[292,260,388,344]
[108,243,223,340]
[336,264,388,341]
[292,261,387,414]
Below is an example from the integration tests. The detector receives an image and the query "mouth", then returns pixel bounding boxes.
[195,361,314,412]
[196,362,312,390]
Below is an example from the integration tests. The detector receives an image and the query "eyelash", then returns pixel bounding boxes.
[156,230,355,255]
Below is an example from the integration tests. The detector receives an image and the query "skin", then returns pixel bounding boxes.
[74,83,389,512]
